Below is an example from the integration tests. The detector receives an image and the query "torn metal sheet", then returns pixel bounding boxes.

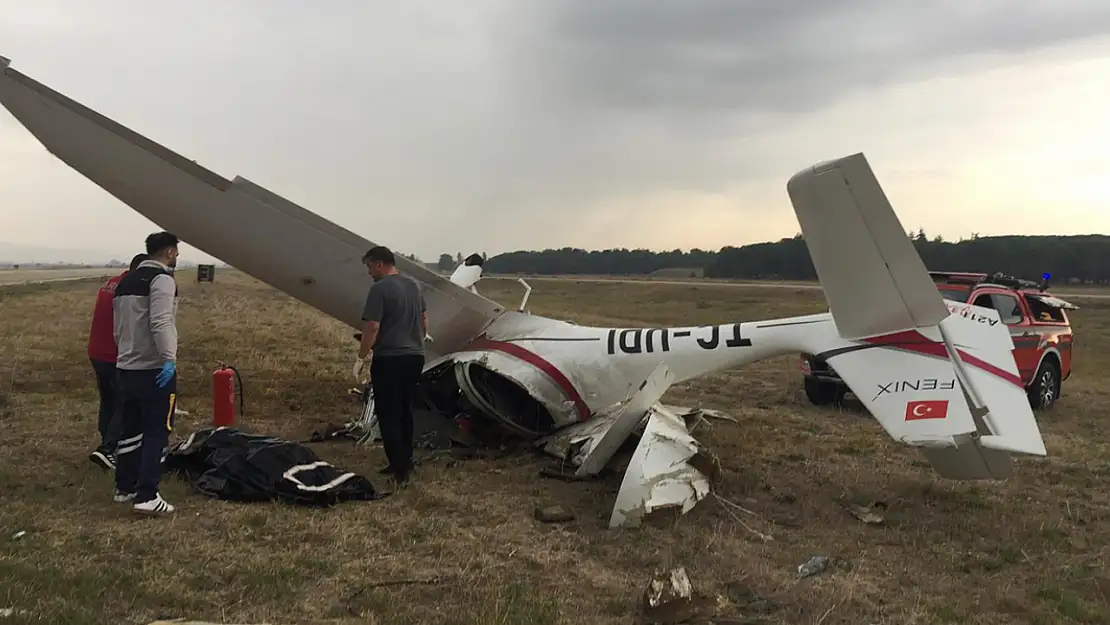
[574,363,674,477]
[609,404,715,528]
[534,403,636,467]
[657,404,737,428]
[534,363,673,473]
[697,408,737,423]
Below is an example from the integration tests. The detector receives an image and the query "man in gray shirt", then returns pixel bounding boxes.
[355,245,428,486]
[112,231,181,516]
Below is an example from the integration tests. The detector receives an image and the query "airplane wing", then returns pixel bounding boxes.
[0,55,504,359]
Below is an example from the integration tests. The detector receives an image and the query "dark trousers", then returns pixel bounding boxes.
[90,358,123,453]
[370,354,424,480]
[115,368,177,502]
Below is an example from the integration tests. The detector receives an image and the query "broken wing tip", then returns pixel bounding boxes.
[0,55,10,69]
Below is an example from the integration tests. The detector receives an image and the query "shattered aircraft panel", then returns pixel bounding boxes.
[610,404,716,528]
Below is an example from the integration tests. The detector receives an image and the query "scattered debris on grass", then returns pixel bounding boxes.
[640,567,721,624]
[845,503,884,525]
[797,556,830,578]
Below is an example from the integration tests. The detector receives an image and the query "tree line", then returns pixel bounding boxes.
[471,232,1110,284]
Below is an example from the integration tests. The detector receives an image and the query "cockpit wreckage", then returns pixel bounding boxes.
[0,55,1050,527]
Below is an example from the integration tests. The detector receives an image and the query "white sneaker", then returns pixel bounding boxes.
[132,494,175,516]
[113,489,136,503]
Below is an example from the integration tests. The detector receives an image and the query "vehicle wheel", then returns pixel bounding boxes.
[804,377,843,406]
[1027,359,1061,411]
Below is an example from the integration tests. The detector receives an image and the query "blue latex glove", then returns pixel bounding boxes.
[156,361,176,388]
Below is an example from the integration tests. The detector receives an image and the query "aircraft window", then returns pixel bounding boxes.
[989,294,1024,324]
[1025,296,1066,323]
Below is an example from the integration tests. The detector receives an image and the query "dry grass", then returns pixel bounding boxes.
[1,271,1109,625]
[0,268,114,285]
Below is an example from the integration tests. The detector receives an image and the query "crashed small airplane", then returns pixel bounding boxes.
[0,55,1049,527]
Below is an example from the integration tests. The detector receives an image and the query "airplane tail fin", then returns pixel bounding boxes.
[787,154,1047,479]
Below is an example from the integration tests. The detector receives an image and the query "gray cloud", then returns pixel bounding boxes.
[2,0,1109,259]
[524,0,1110,116]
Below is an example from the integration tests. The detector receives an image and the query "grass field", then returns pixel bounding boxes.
[0,268,113,285]
[2,271,1109,624]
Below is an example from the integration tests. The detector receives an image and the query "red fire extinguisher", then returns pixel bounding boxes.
[212,364,242,427]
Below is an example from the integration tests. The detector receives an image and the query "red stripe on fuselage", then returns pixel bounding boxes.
[466,336,591,421]
[864,330,1025,388]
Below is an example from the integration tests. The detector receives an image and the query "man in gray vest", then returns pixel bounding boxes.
[354,245,427,487]
[112,231,181,515]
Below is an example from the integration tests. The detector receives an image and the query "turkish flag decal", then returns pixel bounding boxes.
[905,400,949,421]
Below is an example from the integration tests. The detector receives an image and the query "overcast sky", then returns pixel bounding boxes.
[2,0,1109,264]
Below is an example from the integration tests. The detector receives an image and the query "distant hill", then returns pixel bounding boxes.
[484,234,1110,284]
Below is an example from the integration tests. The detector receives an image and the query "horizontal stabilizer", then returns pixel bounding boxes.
[823,307,1045,480]
[786,153,950,339]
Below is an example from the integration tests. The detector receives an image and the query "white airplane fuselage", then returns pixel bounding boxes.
[431,308,840,437]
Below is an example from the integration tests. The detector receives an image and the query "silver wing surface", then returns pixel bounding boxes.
[0,56,504,359]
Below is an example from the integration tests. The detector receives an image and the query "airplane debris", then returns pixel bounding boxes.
[845,503,884,525]
[609,404,715,529]
[692,408,738,423]
[797,556,830,578]
[10,531,25,541]
[641,567,721,624]
[533,504,575,523]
